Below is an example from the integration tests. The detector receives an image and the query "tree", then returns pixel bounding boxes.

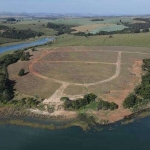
[143,28,149,32]
[2,89,12,101]
[110,102,118,110]
[123,94,137,108]
[18,69,25,76]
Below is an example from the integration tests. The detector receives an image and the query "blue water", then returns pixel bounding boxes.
[0,116,150,150]
[0,37,150,150]
[0,37,55,54]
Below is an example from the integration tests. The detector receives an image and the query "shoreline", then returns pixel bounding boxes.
[1,106,150,131]
[0,35,55,47]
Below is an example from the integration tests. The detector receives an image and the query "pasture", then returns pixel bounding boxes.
[50,32,150,47]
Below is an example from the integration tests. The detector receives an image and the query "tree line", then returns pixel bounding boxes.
[0,49,33,103]
[47,22,76,35]
[123,59,150,110]
[0,50,24,103]
[91,18,104,21]
[61,93,97,110]
[61,93,118,111]
[74,18,150,37]
[0,25,43,39]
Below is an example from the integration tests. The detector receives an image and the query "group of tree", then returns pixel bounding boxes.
[0,50,24,103]
[91,18,104,21]
[74,18,150,37]
[98,99,118,111]
[6,18,16,22]
[20,52,30,61]
[47,22,76,35]
[123,58,150,109]
[61,93,97,110]
[61,93,119,111]
[0,25,9,30]
[133,18,150,22]
[18,69,25,76]
[0,27,43,39]
[9,97,40,108]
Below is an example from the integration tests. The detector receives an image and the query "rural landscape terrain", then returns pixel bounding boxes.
[1,14,150,126]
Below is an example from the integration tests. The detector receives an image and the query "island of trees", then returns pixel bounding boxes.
[0,25,43,39]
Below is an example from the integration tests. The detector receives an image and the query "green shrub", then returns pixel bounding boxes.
[110,102,119,110]
[98,99,118,111]
[18,69,25,76]
[123,94,141,108]
[62,93,97,110]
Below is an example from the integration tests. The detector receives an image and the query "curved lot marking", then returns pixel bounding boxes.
[29,48,150,112]
[29,51,120,86]
[29,50,121,103]
[40,60,116,65]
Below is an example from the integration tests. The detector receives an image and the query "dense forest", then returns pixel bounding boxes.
[0,25,43,39]
[0,50,24,103]
[0,25,9,30]
[98,99,118,110]
[0,28,43,39]
[47,22,76,35]
[61,93,97,110]
[61,93,118,111]
[91,18,104,21]
[74,18,150,36]
[0,49,32,103]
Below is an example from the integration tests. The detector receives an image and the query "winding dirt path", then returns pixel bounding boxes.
[29,51,121,86]
[29,50,122,103]
[28,48,150,118]
[43,83,69,104]
[40,60,116,65]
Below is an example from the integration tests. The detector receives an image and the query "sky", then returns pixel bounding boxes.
[0,0,150,15]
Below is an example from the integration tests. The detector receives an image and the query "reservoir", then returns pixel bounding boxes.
[0,37,150,150]
[0,116,150,150]
[0,37,55,54]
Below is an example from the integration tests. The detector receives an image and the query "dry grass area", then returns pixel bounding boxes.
[64,85,87,95]
[7,46,150,123]
[41,50,118,63]
[33,61,116,84]
[72,23,114,33]
[8,61,61,99]
[88,52,150,123]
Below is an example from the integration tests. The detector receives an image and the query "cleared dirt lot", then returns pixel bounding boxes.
[7,46,150,123]
[72,23,114,33]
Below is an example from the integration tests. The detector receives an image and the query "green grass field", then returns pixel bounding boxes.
[0,37,20,45]
[5,23,57,36]
[90,24,128,34]
[50,32,150,47]
[50,17,133,25]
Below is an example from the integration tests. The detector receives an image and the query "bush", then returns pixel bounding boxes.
[98,100,110,110]
[143,28,149,32]
[62,93,97,110]
[18,69,25,76]
[110,102,118,110]
[123,94,138,108]
[98,99,118,111]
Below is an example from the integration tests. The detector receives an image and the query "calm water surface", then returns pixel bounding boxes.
[0,116,150,150]
[0,37,150,150]
[0,37,55,54]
